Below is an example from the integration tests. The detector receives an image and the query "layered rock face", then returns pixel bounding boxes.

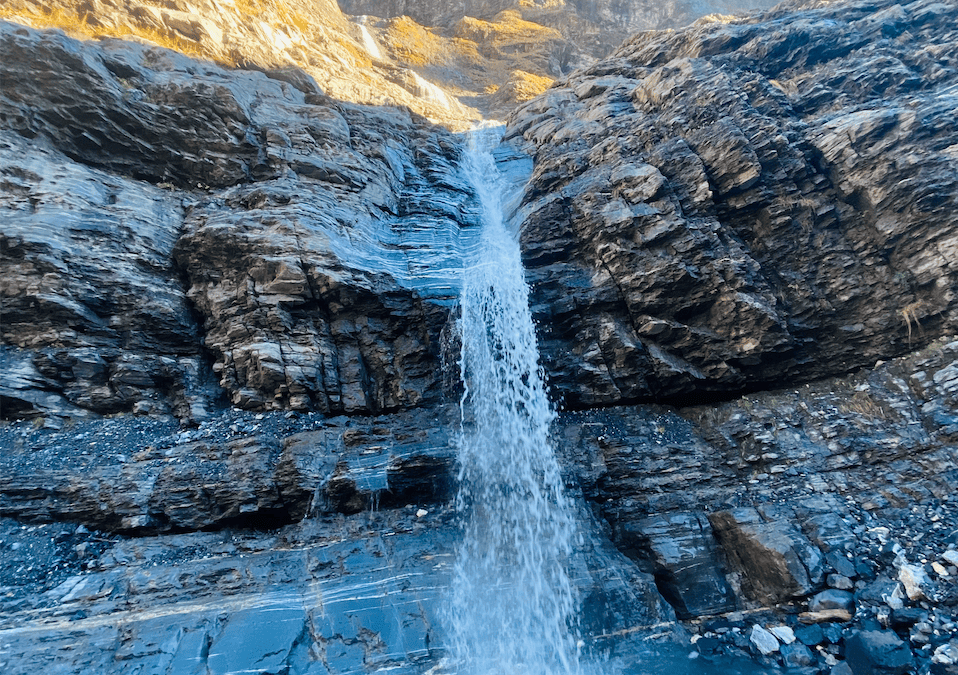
[1,0,958,673]
[0,23,475,418]
[0,132,206,419]
[506,0,958,407]
[2,337,956,673]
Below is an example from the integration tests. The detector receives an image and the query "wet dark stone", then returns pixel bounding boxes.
[826,552,859,580]
[616,511,736,618]
[845,630,915,675]
[889,608,928,629]
[781,642,815,667]
[795,624,825,647]
[822,624,845,645]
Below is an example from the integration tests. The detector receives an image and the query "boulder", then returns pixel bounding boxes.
[709,508,824,604]
[615,511,736,618]
[844,630,914,675]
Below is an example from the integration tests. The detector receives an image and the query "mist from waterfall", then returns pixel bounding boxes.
[447,126,582,675]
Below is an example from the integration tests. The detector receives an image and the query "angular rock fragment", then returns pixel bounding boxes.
[709,507,824,604]
[845,630,914,675]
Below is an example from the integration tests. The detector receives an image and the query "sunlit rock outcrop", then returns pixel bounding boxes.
[506,0,958,407]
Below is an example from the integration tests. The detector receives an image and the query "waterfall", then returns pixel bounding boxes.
[447,126,583,675]
[356,16,382,60]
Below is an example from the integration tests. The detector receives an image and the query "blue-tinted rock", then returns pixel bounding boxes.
[782,642,816,667]
[795,624,825,646]
[845,630,915,675]
[822,623,846,645]
[826,552,859,580]
[206,606,307,675]
[810,590,856,614]
[617,511,737,618]
[805,513,858,553]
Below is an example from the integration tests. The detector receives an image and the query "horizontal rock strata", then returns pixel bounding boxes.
[505,0,958,407]
[0,23,479,418]
[1,334,956,673]
[0,407,459,533]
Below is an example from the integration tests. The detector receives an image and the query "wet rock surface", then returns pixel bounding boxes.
[0,22,478,418]
[1,0,957,672]
[554,336,958,672]
[505,0,958,408]
[0,439,673,675]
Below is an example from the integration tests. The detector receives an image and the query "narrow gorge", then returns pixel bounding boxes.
[1,0,957,673]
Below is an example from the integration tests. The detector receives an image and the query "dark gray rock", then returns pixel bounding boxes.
[0,409,457,533]
[615,511,736,618]
[857,578,903,606]
[890,608,928,629]
[506,0,958,408]
[805,514,858,554]
[0,129,209,421]
[827,552,859,580]
[781,642,816,667]
[845,630,915,675]
[795,623,825,647]
[0,491,675,675]
[810,590,856,614]
[828,574,854,591]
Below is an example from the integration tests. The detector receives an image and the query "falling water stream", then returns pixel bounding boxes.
[444,127,781,675]
[447,127,582,675]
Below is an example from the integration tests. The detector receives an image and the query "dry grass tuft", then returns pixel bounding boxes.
[900,300,925,345]
[842,389,891,423]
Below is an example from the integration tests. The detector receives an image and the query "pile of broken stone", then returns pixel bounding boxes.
[687,502,958,674]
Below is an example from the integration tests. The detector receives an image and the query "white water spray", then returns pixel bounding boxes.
[447,127,583,675]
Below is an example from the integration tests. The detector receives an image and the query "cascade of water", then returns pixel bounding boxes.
[447,126,582,675]
[356,16,382,60]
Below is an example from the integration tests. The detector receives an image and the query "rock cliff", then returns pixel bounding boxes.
[1,23,475,418]
[337,0,781,56]
[506,0,958,407]
[1,0,958,673]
